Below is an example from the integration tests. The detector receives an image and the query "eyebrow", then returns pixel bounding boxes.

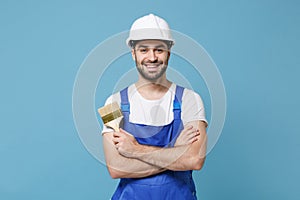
[136,44,167,49]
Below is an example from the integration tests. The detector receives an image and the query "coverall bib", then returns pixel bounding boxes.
[111,85,197,200]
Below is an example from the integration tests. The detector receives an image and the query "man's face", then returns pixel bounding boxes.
[132,40,170,81]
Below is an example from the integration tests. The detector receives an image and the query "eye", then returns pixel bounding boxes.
[155,48,165,54]
[138,48,148,54]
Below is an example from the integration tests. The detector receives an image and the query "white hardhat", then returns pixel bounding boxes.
[126,14,175,48]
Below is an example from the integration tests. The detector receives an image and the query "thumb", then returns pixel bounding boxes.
[119,128,127,134]
[120,128,131,136]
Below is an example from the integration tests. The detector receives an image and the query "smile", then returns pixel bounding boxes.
[143,63,162,67]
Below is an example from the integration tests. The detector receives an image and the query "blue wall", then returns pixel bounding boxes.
[1,0,299,199]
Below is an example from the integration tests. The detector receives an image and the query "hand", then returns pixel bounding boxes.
[174,125,200,146]
[112,128,140,158]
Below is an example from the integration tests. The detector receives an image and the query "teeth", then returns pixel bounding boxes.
[144,64,159,67]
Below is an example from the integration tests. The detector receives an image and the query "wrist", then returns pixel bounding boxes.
[131,143,144,159]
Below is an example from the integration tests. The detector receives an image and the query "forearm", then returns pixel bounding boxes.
[106,150,166,178]
[131,143,205,171]
[103,132,166,178]
[128,121,207,171]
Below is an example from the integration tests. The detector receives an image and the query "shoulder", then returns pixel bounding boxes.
[182,87,203,102]
[179,86,206,111]
[179,85,208,125]
[104,84,135,105]
[104,92,120,105]
[173,84,203,103]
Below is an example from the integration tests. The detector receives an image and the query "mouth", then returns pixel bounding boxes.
[143,62,162,68]
[144,64,159,68]
[143,64,161,72]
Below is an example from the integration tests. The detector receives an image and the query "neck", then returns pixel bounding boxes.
[135,76,172,100]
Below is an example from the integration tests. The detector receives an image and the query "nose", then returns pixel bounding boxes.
[148,49,158,62]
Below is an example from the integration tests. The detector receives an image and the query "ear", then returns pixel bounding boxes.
[131,49,136,61]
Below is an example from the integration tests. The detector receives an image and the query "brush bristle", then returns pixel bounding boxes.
[98,102,120,116]
[98,102,123,124]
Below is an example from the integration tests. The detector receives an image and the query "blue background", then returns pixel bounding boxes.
[1,0,299,199]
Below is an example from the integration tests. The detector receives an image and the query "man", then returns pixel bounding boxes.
[102,14,208,200]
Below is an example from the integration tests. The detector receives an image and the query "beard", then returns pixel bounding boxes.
[136,62,168,81]
[135,55,169,81]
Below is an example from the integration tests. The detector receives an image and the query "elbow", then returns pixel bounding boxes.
[107,167,123,179]
[191,156,206,171]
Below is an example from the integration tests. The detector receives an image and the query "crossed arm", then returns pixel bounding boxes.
[102,120,207,179]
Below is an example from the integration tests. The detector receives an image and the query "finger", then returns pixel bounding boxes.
[185,128,198,136]
[112,137,120,144]
[119,128,127,134]
[191,137,198,144]
[185,126,198,133]
[184,125,193,130]
[113,131,121,138]
[185,130,200,141]
[112,140,118,145]
[185,132,199,144]
[190,131,200,139]
[120,128,133,136]
[191,132,201,142]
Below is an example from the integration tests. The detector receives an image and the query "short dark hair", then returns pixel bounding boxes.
[131,40,173,49]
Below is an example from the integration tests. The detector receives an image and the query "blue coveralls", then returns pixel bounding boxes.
[111,85,197,200]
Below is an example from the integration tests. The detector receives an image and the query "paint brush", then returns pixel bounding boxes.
[98,102,123,132]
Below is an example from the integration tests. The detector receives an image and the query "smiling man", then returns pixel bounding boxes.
[133,40,169,81]
[102,14,208,200]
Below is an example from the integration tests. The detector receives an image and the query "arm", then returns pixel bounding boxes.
[114,120,207,171]
[103,123,200,178]
[103,131,166,179]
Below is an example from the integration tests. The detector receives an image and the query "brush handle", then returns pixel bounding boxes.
[105,117,123,132]
[109,124,120,132]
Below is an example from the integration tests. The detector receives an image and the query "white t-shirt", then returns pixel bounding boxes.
[102,83,207,133]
